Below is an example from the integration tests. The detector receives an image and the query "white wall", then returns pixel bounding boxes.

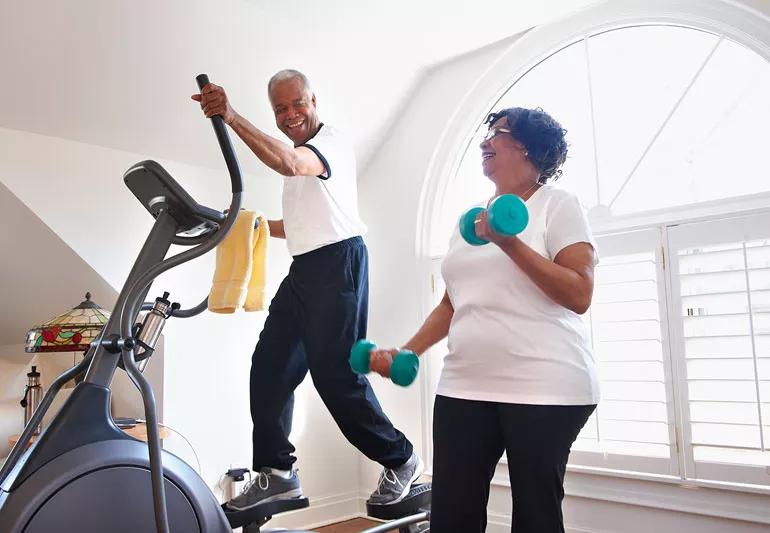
[0,345,33,457]
[358,31,519,495]
[0,346,83,457]
[0,342,156,459]
[0,179,129,457]
[0,127,362,524]
[360,0,770,531]
[4,0,769,528]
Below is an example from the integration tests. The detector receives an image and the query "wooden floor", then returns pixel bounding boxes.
[315,517,395,532]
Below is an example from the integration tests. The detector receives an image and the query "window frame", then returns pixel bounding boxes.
[571,227,681,478]
[666,211,770,487]
[416,0,770,508]
[422,203,770,496]
[417,0,770,259]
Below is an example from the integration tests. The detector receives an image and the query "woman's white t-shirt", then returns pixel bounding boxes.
[437,185,601,406]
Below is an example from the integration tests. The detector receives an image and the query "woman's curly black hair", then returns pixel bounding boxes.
[485,107,568,183]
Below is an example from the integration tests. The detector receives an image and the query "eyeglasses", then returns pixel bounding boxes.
[480,127,528,152]
[481,126,512,143]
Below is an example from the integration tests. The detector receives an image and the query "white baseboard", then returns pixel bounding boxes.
[486,518,510,533]
[486,509,510,533]
[487,510,610,533]
[488,522,607,533]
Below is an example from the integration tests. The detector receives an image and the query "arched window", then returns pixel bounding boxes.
[433,25,770,256]
[426,21,770,488]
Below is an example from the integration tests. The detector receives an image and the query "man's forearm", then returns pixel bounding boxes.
[267,219,285,239]
[230,114,301,176]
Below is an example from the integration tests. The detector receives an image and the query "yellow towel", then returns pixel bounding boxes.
[245,215,269,311]
[208,211,269,313]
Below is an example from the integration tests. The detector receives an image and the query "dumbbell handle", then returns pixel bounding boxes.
[459,194,528,246]
[349,340,419,387]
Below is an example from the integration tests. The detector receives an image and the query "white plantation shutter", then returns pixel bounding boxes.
[424,17,770,491]
[572,229,678,475]
[425,212,770,487]
[668,212,770,486]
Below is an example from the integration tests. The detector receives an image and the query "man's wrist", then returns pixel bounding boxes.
[227,112,241,127]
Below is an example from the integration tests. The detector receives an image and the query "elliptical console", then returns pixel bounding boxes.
[0,74,311,533]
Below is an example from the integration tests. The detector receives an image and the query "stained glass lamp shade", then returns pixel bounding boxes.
[25,292,110,353]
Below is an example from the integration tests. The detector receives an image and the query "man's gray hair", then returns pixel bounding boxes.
[268,69,313,95]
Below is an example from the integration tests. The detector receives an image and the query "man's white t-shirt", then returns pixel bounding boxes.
[282,124,367,256]
[437,185,601,405]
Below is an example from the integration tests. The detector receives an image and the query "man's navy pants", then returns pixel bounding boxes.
[250,236,413,471]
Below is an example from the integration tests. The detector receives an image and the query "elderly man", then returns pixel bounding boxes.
[192,70,422,510]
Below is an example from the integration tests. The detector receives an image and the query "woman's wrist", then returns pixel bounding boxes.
[400,344,419,355]
[495,234,521,253]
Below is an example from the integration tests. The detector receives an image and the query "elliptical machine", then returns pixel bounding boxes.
[0,75,430,533]
[0,74,306,533]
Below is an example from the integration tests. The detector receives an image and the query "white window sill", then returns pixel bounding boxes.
[447,461,770,524]
[566,464,770,497]
[424,455,770,524]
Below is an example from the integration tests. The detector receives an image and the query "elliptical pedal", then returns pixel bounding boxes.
[362,483,431,531]
[222,496,310,532]
[366,482,431,521]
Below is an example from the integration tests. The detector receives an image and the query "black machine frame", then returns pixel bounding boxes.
[0,74,429,533]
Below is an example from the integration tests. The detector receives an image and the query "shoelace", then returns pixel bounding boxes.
[241,471,270,494]
[374,468,403,495]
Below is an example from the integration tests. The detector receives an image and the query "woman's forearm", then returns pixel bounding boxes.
[402,294,454,355]
[498,238,593,314]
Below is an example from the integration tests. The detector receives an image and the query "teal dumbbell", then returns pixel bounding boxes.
[459,194,529,245]
[349,339,419,387]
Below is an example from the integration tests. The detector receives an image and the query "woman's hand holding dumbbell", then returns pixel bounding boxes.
[459,194,529,246]
[349,339,420,387]
[368,348,401,378]
[472,209,509,246]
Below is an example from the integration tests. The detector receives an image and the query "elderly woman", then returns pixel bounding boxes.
[371,107,600,532]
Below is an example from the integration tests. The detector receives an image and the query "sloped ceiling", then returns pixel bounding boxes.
[0,0,597,176]
[0,182,117,346]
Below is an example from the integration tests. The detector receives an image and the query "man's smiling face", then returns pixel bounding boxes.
[269,77,320,145]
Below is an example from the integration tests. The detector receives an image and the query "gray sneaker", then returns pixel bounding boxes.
[226,468,303,511]
[368,453,424,505]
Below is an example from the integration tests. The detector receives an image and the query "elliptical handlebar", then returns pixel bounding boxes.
[129,73,249,318]
[0,75,247,533]
[117,74,245,533]
[196,74,243,194]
